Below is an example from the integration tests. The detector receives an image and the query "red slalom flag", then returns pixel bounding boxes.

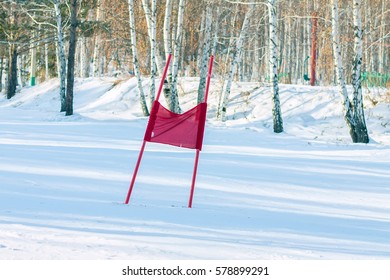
[125,54,214,208]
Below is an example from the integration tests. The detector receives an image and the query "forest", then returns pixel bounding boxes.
[0,0,389,142]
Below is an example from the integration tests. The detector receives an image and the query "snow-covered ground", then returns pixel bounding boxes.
[0,77,389,259]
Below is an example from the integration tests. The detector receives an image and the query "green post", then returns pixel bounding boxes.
[30,76,36,86]
[30,37,37,86]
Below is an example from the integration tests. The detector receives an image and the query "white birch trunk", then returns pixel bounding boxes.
[44,38,49,81]
[211,7,220,59]
[351,0,369,143]
[92,0,102,77]
[268,0,283,132]
[17,55,23,87]
[80,36,89,78]
[332,0,351,115]
[378,0,386,73]
[331,0,360,142]
[163,0,173,59]
[217,4,239,116]
[54,0,67,112]
[363,0,369,73]
[141,0,157,104]
[170,0,185,113]
[128,0,149,116]
[162,0,175,109]
[219,5,254,121]
[197,5,212,104]
[286,13,292,84]
[30,38,37,86]
[141,0,163,77]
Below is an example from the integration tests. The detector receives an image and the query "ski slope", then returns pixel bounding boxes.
[0,77,389,259]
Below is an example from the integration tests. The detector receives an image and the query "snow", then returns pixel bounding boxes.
[0,77,389,260]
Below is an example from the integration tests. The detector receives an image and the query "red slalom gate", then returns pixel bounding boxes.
[125,54,214,208]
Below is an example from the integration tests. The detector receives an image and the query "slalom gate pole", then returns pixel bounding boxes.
[155,53,172,102]
[125,54,173,205]
[203,55,214,103]
[125,140,146,204]
[188,149,201,208]
[188,55,214,208]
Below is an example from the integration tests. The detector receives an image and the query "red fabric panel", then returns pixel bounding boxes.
[144,101,207,150]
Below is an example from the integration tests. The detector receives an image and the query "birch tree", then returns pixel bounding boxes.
[141,0,157,105]
[92,0,103,77]
[54,0,67,112]
[128,0,149,116]
[162,0,174,108]
[163,0,173,62]
[331,0,369,143]
[197,4,212,104]
[268,0,283,133]
[170,0,186,113]
[351,0,369,143]
[218,5,255,121]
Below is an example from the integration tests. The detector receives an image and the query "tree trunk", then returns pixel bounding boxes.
[163,0,174,108]
[44,38,49,81]
[170,0,185,113]
[141,0,163,77]
[65,0,78,116]
[0,56,3,92]
[351,0,369,143]
[378,0,386,73]
[128,0,149,116]
[310,12,318,86]
[30,36,37,86]
[331,0,367,143]
[92,0,103,77]
[80,36,89,78]
[268,0,283,133]
[54,0,67,112]
[163,0,173,59]
[197,5,212,104]
[141,0,157,105]
[6,45,18,99]
[219,5,254,121]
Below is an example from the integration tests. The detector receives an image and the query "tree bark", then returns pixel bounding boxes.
[141,0,157,105]
[128,0,149,116]
[197,5,212,104]
[141,0,163,77]
[65,0,78,116]
[54,0,67,112]
[44,37,49,81]
[170,0,185,113]
[351,0,369,143]
[163,0,174,107]
[92,0,103,77]
[331,0,369,143]
[0,56,3,92]
[268,0,283,133]
[7,45,18,99]
[80,36,89,78]
[219,5,254,121]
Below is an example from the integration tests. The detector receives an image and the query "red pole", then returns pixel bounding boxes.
[203,55,214,103]
[310,12,317,86]
[125,140,147,204]
[155,53,172,102]
[188,149,200,208]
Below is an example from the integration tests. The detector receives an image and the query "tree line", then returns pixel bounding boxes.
[0,0,388,143]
